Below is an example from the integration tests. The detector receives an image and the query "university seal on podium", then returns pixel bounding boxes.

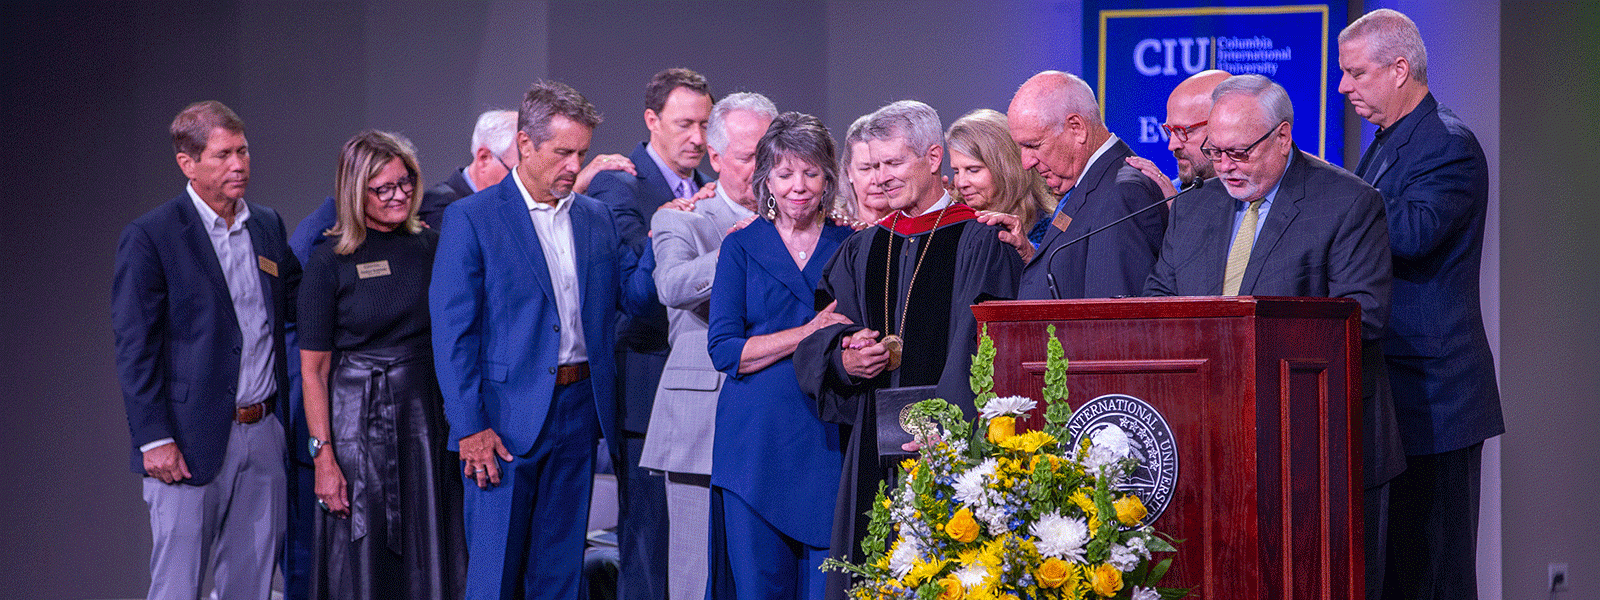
[1066,393,1179,526]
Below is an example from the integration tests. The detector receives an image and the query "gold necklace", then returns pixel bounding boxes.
[880,206,950,371]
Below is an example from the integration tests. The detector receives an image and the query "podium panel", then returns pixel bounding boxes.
[972,296,1361,600]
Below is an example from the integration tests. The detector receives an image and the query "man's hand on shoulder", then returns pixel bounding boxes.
[1124,156,1178,198]
[658,181,718,213]
[574,154,637,195]
[459,427,514,490]
[975,210,1034,262]
[143,443,191,484]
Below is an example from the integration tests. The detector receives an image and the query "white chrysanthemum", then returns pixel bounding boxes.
[953,561,989,588]
[1130,586,1160,600]
[1108,535,1151,571]
[1030,511,1089,562]
[1085,424,1139,472]
[952,458,997,506]
[980,395,1037,420]
[888,535,923,579]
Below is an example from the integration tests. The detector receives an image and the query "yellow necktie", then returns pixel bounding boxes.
[1222,199,1265,296]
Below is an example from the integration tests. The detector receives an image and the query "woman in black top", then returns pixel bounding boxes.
[300,130,463,599]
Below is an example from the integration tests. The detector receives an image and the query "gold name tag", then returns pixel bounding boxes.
[356,260,392,279]
[257,255,278,277]
[1052,212,1073,232]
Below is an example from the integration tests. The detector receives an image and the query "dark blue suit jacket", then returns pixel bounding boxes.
[1358,93,1503,455]
[584,141,708,433]
[1020,138,1166,299]
[429,173,631,459]
[113,193,300,485]
[1145,150,1405,487]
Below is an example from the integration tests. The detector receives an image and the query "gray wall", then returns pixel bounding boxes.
[0,1,1592,599]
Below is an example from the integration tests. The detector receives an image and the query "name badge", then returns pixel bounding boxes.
[1052,212,1073,232]
[257,256,279,277]
[356,260,392,279]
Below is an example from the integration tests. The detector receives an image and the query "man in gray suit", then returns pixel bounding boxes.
[638,92,777,600]
[1143,74,1405,599]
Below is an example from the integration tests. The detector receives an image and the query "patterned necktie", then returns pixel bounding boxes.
[1222,199,1265,296]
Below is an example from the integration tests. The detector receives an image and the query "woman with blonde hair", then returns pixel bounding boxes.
[835,114,891,229]
[945,108,1056,245]
[300,130,463,599]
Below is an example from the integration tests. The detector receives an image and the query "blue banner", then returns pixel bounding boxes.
[1084,1,1347,175]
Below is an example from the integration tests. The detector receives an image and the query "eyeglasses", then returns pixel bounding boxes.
[1200,121,1285,163]
[496,155,513,173]
[369,176,417,200]
[1161,120,1207,142]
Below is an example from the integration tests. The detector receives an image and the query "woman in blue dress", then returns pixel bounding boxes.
[705,112,856,599]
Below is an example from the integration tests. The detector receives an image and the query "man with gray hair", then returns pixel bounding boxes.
[795,100,1022,600]
[1340,9,1502,600]
[638,91,775,600]
[1144,74,1405,599]
[996,70,1166,299]
[420,109,635,230]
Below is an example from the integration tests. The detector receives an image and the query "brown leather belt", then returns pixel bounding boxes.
[556,362,590,386]
[235,398,274,424]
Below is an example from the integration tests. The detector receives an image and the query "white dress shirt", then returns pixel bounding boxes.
[514,172,587,365]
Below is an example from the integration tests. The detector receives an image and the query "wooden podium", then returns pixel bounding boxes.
[972,297,1362,600]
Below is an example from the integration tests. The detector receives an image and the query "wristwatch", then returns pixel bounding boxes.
[308,436,330,458]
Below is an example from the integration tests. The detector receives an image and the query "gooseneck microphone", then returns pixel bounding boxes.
[1044,177,1204,300]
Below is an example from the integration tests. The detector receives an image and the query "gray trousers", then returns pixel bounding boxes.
[143,415,286,600]
[663,471,710,600]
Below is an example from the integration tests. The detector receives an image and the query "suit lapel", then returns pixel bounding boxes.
[1239,152,1306,295]
[570,198,595,298]
[1024,140,1133,267]
[1363,94,1434,186]
[243,206,278,314]
[746,220,815,305]
[176,195,238,310]
[631,142,679,202]
[496,181,558,303]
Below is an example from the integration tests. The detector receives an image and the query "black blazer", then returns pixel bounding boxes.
[418,167,475,232]
[113,193,299,485]
[1359,93,1503,455]
[1145,149,1405,487]
[1019,138,1166,299]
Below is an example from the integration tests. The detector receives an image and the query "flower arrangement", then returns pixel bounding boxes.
[823,326,1186,600]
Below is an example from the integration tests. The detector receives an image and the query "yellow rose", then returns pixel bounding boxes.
[987,416,1016,443]
[1036,557,1072,588]
[1089,563,1123,597]
[945,507,980,543]
[1113,495,1148,525]
[939,575,964,600]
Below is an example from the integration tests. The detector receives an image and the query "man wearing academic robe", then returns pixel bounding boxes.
[795,100,1022,600]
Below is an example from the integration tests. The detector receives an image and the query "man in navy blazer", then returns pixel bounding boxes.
[431,81,633,600]
[1340,10,1504,600]
[113,101,299,600]
[1002,70,1166,299]
[583,67,712,600]
[1144,75,1406,600]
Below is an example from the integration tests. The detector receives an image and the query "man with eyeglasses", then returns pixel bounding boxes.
[1144,74,1405,599]
[1125,70,1232,198]
[1340,9,1502,600]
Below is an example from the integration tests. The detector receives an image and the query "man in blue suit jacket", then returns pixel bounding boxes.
[1340,11,1504,600]
[431,81,633,600]
[1144,76,1406,600]
[583,67,712,600]
[113,101,299,600]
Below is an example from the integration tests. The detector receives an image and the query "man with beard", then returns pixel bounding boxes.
[1125,70,1232,198]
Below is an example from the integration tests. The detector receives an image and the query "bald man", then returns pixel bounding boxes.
[1126,70,1232,197]
[999,70,1166,299]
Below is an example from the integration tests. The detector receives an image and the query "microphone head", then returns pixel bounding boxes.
[1186,177,1204,191]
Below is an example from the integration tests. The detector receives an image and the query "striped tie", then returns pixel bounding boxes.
[1222,199,1265,296]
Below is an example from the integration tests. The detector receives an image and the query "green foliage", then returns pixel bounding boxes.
[1041,325,1072,440]
[910,398,970,443]
[970,324,998,411]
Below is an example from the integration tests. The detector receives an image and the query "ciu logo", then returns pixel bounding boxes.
[1132,37,1213,77]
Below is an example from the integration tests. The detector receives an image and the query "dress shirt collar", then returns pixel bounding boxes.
[715,183,757,220]
[514,169,575,214]
[463,166,481,194]
[187,182,249,231]
[646,142,697,198]
[1073,134,1120,191]
[901,192,954,218]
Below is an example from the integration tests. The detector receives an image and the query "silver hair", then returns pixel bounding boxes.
[1213,74,1294,128]
[1339,8,1429,85]
[470,110,518,157]
[707,92,778,154]
[864,100,943,155]
[1019,70,1102,132]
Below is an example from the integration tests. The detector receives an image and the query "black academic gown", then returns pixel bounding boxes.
[795,202,1021,600]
